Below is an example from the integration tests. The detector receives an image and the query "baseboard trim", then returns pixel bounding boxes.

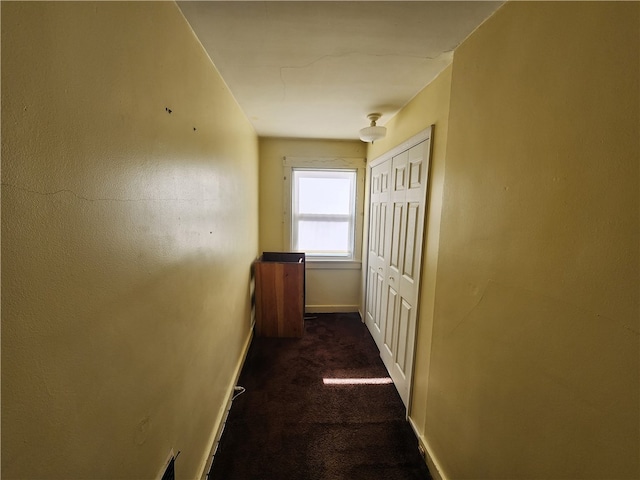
[408,416,447,480]
[199,329,253,480]
[305,304,360,313]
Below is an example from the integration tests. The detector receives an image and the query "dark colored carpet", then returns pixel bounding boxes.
[208,312,432,480]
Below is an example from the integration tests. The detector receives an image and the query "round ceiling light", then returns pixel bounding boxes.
[359,113,387,143]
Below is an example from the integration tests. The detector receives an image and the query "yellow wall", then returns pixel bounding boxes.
[259,138,366,311]
[363,65,453,438]
[1,2,258,479]
[4,2,638,479]
[418,2,638,478]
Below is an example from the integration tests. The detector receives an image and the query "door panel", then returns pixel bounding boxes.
[375,272,384,332]
[409,157,422,190]
[384,284,397,355]
[396,299,412,373]
[365,266,376,328]
[393,151,408,192]
[402,203,422,281]
[365,160,391,344]
[364,129,433,408]
[390,203,404,271]
[370,202,379,255]
[403,203,420,280]
[377,202,387,258]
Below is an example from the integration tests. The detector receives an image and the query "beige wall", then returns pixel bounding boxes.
[362,65,453,438]
[415,2,638,479]
[383,66,453,435]
[259,138,366,311]
[1,3,258,479]
[4,2,638,479]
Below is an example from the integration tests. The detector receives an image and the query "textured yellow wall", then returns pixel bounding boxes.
[1,2,258,479]
[376,65,453,437]
[258,138,366,311]
[367,65,450,164]
[361,66,453,438]
[424,2,639,478]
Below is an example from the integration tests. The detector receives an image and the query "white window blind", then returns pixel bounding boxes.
[291,169,357,259]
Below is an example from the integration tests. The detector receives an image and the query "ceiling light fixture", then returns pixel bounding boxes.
[359,113,386,143]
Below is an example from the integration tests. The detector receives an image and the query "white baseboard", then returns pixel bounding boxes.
[305,304,360,313]
[156,449,175,480]
[408,416,447,480]
[199,329,253,480]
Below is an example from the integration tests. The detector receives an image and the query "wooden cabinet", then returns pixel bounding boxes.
[254,252,305,337]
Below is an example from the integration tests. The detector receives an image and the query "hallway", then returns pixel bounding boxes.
[209,313,430,480]
[2,2,638,479]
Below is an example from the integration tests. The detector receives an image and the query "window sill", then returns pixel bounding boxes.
[305,260,362,270]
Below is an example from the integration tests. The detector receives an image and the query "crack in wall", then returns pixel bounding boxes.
[445,279,637,338]
[446,282,489,337]
[281,50,444,72]
[277,50,453,101]
[1,183,190,203]
[624,325,640,337]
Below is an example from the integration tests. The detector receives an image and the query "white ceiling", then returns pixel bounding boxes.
[178,1,503,140]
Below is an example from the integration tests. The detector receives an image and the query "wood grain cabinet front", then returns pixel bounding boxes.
[254,252,305,337]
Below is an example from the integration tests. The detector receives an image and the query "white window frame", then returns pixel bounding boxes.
[283,156,365,268]
[291,168,357,259]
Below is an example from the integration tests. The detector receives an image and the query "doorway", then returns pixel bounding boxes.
[364,127,433,407]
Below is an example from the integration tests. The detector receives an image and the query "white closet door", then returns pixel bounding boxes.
[365,128,432,407]
[365,160,391,342]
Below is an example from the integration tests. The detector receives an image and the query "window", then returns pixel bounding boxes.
[283,156,365,266]
[291,169,357,259]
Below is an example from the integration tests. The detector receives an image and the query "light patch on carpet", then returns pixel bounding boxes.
[323,377,393,385]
